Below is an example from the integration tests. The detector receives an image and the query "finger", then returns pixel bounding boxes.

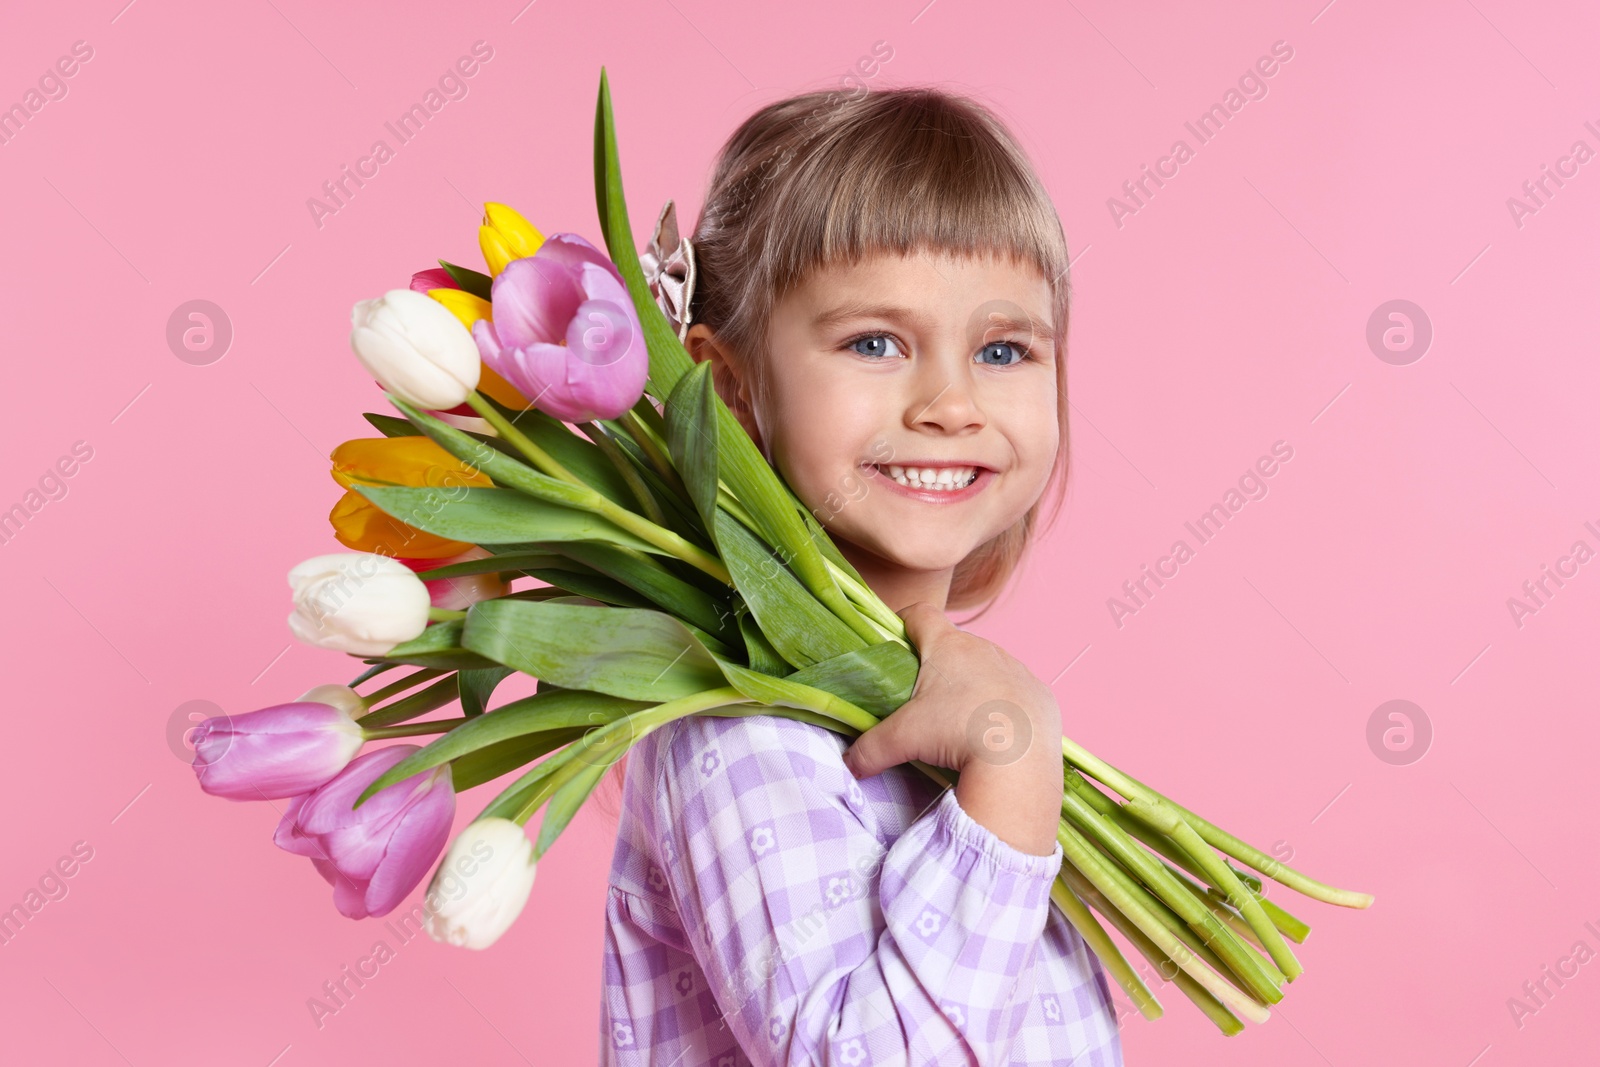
[842,706,918,780]
[897,600,955,652]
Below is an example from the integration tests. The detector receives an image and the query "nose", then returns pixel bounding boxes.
[905,350,985,434]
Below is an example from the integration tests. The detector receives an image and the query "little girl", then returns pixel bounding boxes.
[599,85,1123,1065]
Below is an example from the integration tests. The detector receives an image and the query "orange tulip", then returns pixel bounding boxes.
[328,437,493,559]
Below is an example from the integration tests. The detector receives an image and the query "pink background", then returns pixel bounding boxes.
[2,0,1596,1063]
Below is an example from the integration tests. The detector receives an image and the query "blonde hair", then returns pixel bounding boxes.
[687,84,1075,619]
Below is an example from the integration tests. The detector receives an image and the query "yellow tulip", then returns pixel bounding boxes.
[428,287,491,330]
[424,287,532,411]
[478,202,543,276]
[327,437,494,558]
[476,363,534,411]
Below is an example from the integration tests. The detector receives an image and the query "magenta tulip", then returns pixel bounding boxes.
[409,267,457,294]
[397,547,509,611]
[191,697,365,801]
[471,233,647,422]
[273,745,455,920]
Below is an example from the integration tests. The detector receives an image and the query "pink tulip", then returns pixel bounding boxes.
[471,233,647,422]
[191,697,366,801]
[409,267,458,294]
[274,745,455,920]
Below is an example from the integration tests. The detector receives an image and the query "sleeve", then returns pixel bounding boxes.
[652,710,1065,1066]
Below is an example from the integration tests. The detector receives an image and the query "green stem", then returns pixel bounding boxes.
[427,607,468,621]
[1071,816,1269,1002]
[1259,897,1313,944]
[1062,776,1285,1001]
[1049,875,1163,1022]
[362,717,472,740]
[1124,795,1303,982]
[827,560,908,645]
[581,420,668,527]
[1059,865,1246,1037]
[1061,737,1372,910]
[601,501,731,584]
[620,407,688,498]
[1056,816,1271,1022]
[465,392,581,483]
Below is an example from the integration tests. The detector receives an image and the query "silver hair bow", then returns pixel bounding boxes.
[639,199,697,342]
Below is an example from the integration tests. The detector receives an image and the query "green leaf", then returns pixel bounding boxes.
[663,361,721,535]
[449,729,587,792]
[411,551,569,580]
[711,658,875,736]
[353,485,661,555]
[535,758,614,858]
[458,666,514,718]
[737,606,789,677]
[521,566,657,609]
[385,398,636,518]
[360,675,462,728]
[376,620,500,671]
[439,258,492,301]
[364,412,420,438]
[467,392,644,512]
[783,641,918,719]
[796,487,870,588]
[461,598,727,701]
[597,417,708,544]
[354,688,652,805]
[715,508,864,667]
[557,540,736,643]
[709,397,861,631]
[593,68,694,399]
[348,661,401,687]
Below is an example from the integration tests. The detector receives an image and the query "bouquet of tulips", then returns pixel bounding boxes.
[189,69,1372,1034]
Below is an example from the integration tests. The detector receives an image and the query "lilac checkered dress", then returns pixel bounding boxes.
[600,709,1124,1065]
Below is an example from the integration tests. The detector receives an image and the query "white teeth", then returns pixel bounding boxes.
[878,464,978,491]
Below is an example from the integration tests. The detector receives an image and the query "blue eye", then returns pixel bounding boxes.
[847,334,903,359]
[977,341,1029,366]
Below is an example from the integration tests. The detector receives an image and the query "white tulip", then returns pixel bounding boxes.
[287,552,431,656]
[350,289,482,410]
[295,683,370,721]
[425,818,538,950]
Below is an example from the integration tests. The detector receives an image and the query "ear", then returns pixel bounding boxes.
[684,322,764,451]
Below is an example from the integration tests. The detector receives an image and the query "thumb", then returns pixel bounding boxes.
[842,707,916,781]
[897,600,955,654]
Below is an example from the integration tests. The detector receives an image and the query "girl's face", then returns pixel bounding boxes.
[698,249,1061,607]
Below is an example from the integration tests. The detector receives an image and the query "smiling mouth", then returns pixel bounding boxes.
[867,463,983,492]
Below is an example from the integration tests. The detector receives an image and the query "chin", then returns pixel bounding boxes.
[842,528,976,573]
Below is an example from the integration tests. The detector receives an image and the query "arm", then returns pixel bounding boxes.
[654,711,1064,1066]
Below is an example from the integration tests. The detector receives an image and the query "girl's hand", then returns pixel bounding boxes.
[842,602,1064,855]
